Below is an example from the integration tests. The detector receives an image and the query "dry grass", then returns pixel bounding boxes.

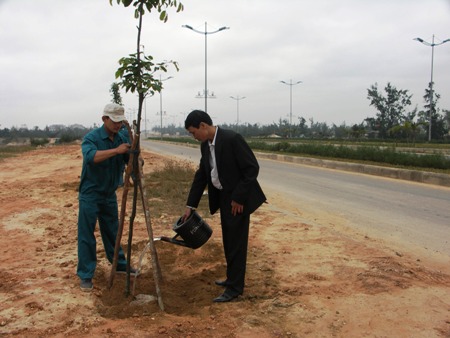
[143,160,210,218]
[0,145,35,160]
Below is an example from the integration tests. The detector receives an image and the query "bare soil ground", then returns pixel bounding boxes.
[0,144,449,337]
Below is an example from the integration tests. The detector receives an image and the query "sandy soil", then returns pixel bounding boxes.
[0,144,449,337]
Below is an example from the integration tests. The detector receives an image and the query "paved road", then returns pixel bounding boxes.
[141,140,450,256]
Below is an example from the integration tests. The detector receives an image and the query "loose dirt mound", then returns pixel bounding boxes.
[0,144,449,337]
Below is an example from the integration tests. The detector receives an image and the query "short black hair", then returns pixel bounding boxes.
[184,110,213,129]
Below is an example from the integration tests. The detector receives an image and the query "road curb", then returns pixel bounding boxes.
[256,152,450,187]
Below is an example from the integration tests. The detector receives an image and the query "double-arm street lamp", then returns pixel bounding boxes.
[182,22,229,113]
[158,75,173,139]
[280,79,302,138]
[414,35,450,141]
[230,95,246,132]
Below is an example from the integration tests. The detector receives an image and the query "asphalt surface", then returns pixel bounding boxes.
[141,140,450,256]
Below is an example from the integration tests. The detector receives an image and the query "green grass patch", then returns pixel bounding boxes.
[248,141,450,171]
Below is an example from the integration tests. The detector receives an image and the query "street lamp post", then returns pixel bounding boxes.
[414,35,450,141]
[140,44,147,138]
[280,79,302,138]
[182,22,229,113]
[144,96,147,138]
[230,95,246,132]
[159,75,173,139]
[127,108,137,122]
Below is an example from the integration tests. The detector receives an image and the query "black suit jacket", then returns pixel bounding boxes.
[187,128,266,215]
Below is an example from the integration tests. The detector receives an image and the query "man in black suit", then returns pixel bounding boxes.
[182,110,266,302]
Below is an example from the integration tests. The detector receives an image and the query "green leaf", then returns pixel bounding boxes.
[159,10,166,21]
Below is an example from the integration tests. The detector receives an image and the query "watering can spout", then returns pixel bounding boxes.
[154,211,212,249]
[154,235,191,247]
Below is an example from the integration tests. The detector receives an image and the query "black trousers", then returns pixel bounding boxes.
[219,191,250,295]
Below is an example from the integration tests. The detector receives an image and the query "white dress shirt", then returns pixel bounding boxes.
[209,127,223,190]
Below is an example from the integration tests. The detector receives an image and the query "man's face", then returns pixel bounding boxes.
[187,123,208,142]
[103,116,123,135]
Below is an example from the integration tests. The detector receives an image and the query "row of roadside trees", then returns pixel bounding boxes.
[154,81,450,142]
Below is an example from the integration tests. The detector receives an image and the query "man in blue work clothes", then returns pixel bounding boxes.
[77,103,136,291]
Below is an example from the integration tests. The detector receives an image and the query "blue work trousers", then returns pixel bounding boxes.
[77,197,127,279]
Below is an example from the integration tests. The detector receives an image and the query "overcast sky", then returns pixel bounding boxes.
[1,0,450,130]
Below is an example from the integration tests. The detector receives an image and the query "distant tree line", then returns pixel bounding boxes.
[2,82,449,144]
[0,124,96,145]
[366,82,449,142]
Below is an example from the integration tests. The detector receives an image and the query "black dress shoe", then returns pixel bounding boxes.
[214,280,228,287]
[213,291,240,303]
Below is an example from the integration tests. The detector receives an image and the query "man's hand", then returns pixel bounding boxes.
[231,200,244,216]
[181,207,193,223]
[93,143,131,164]
[116,143,131,154]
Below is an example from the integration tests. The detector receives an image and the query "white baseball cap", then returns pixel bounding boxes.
[103,103,127,122]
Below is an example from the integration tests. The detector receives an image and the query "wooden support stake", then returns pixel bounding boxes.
[108,133,137,289]
[108,125,165,311]
[137,156,164,310]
